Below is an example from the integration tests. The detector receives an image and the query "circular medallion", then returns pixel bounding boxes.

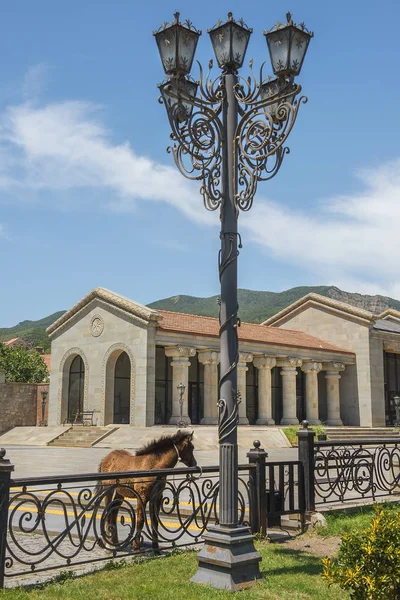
[90,315,104,337]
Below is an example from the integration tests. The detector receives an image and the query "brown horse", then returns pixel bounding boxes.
[97,430,196,552]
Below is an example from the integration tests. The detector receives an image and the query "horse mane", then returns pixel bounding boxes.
[135,431,190,457]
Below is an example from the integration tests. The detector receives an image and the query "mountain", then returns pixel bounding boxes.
[148,285,400,323]
[3,285,400,350]
[0,311,66,352]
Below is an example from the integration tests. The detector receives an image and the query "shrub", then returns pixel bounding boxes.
[322,504,400,599]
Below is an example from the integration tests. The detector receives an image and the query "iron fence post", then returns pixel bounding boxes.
[0,449,13,588]
[247,440,267,536]
[297,421,315,513]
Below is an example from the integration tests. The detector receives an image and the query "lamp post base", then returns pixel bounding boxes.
[191,525,262,591]
[168,415,191,425]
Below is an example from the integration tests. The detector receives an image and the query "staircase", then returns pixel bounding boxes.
[324,427,400,442]
[48,426,117,448]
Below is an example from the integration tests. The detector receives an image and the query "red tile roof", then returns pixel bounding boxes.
[157,310,353,355]
[4,338,20,346]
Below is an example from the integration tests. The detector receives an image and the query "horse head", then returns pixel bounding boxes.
[176,430,197,467]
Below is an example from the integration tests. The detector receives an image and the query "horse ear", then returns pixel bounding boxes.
[189,430,194,440]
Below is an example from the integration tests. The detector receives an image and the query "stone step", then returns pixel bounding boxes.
[325,427,398,431]
[48,426,116,447]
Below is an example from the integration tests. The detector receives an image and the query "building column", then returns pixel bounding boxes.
[302,362,322,425]
[325,362,345,426]
[279,358,302,425]
[198,350,220,425]
[165,346,196,425]
[253,356,276,425]
[237,352,253,425]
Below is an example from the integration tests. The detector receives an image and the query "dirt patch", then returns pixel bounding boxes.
[281,535,341,558]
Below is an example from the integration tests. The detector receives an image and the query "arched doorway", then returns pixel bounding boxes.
[113,352,131,424]
[68,355,85,422]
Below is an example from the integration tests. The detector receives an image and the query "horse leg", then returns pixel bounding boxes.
[132,500,146,552]
[100,489,121,549]
[108,495,122,547]
[150,485,164,552]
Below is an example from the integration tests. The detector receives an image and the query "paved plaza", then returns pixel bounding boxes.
[3,443,298,479]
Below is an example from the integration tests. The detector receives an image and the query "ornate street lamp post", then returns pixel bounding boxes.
[154,11,313,590]
[40,390,48,427]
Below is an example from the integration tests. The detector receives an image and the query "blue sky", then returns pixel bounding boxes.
[1,0,400,327]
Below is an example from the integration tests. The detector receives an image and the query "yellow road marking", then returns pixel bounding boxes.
[9,504,205,532]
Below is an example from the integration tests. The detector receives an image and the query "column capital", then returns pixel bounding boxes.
[277,357,302,370]
[165,345,196,359]
[325,361,345,377]
[253,356,276,370]
[301,361,322,374]
[198,350,220,366]
[238,352,253,365]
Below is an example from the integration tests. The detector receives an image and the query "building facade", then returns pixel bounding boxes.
[47,288,355,428]
[263,293,400,426]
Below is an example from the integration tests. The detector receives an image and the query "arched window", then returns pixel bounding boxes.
[68,355,85,422]
[114,352,131,424]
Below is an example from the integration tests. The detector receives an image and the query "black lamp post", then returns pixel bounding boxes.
[40,390,48,427]
[177,382,188,427]
[154,11,312,591]
[393,395,400,426]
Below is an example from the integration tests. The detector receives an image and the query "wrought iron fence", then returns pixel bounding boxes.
[314,439,400,505]
[0,444,307,586]
[3,465,250,582]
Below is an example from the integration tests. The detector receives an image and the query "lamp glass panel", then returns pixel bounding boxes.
[177,28,199,74]
[289,28,310,75]
[156,27,178,75]
[210,24,232,68]
[160,80,197,122]
[261,78,295,122]
[261,79,281,120]
[180,80,198,118]
[266,29,291,75]
[231,23,250,68]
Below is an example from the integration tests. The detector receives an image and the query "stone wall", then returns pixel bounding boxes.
[0,382,38,433]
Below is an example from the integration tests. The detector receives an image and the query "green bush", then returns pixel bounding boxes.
[282,424,327,446]
[322,504,400,599]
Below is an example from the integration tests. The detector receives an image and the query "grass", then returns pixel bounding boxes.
[281,425,327,447]
[0,542,347,600]
[315,502,400,538]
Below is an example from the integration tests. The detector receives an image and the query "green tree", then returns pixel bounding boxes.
[0,343,49,383]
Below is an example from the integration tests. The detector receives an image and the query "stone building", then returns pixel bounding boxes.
[263,293,400,426]
[46,288,356,428]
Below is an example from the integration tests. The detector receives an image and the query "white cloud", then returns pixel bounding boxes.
[0,101,214,225]
[0,87,399,296]
[242,159,400,297]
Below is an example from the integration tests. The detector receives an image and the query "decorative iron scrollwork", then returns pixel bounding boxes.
[6,471,250,579]
[314,442,400,505]
[161,59,307,214]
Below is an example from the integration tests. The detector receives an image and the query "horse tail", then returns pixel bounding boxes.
[94,459,105,505]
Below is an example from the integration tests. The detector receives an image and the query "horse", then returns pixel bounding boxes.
[96,430,197,552]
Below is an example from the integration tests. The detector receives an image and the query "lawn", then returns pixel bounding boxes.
[316,502,400,537]
[0,542,347,600]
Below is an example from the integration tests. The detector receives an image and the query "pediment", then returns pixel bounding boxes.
[47,287,162,339]
[262,293,375,327]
